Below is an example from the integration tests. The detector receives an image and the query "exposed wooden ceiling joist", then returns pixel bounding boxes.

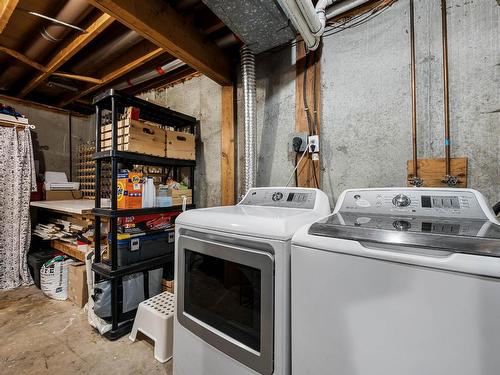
[52,72,103,84]
[59,46,165,107]
[18,12,114,98]
[0,0,19,34]
[0,45,47,71]
[88,0,232,85]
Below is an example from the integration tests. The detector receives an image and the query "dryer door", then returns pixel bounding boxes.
[177,234,274,375]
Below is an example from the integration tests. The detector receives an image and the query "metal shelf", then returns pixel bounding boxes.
[92,89,196,129]
[92,254,174,278]
[92,88,197,340]
[103,319,134,341]
[93,150,196,167]
[93,204,194,217]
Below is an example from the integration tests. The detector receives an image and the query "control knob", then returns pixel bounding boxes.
[272,192,283,201]
[392,194,411,207]
[393,220,411,231]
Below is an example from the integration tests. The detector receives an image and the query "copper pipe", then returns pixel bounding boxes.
[410,0,418,183]
[441,0,451,176]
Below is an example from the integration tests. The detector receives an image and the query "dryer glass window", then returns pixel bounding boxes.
[184,249,261,351]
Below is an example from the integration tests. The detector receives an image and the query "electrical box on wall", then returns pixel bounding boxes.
[289,132,308,153]
[308,135,319,153]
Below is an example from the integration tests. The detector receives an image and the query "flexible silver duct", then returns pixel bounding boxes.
[240,45,257,193]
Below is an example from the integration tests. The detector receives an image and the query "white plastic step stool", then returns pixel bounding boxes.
[129,291,175,363]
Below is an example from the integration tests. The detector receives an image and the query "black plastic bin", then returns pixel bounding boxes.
[109,229,175,267]
[27,248,60,288]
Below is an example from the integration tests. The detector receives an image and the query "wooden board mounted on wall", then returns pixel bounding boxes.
[406,157,468,187]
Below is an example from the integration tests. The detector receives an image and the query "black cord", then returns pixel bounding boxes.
[311,50,320,189]
[294,153,299,187]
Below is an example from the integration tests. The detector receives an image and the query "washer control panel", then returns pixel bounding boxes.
[240,188,317,209]
[338,188,487,219]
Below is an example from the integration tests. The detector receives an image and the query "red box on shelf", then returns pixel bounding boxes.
[117,211,181,234]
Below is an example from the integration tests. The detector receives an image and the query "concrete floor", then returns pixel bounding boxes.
[0,285,172,375]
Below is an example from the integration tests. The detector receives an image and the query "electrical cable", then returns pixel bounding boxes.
[311,49,320,188]
[286,141,311,187]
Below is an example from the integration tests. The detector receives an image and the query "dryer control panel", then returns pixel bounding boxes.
[337,188,489,220]
[240,188,320,209]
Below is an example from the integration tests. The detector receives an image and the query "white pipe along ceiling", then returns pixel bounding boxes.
[277,0,370,50]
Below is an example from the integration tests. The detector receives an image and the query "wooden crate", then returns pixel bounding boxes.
[406,157,468,187]
[101,119,196,160]
[172,189,193,206]
[166,130,195,160]
[101,119,166,157]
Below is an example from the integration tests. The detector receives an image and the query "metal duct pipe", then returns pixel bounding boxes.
[70,30,143,73]
[113,59,185,90]
[240,45,257,193]
[25,0,91,61]
[1,0,91,90]
[326,0,370,19]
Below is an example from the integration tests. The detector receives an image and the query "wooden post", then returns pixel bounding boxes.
[221,84,236,205]
[295,40,321,188]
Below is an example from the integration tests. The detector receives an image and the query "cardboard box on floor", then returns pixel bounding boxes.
[68,262,88,308]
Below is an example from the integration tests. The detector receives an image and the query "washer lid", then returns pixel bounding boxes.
[307,212,500,258]
[177,205,329,240]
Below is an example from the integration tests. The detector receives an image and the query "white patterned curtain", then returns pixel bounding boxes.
[0,127,36,290]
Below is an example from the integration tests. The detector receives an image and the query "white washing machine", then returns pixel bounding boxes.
[173,187,330,375]
[291,187,500,375]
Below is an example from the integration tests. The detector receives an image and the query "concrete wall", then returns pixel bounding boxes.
[2,99,94,181]
[139,75,222,208]
[247,0,499,205]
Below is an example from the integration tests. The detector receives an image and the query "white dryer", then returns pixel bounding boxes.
[291,187,500,375]
[174,187,330,375]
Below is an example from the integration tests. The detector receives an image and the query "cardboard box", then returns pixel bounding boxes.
[162,279,175,294]
[117,212,181,234]
[68,263,88,308]
[171,189,193,206]
[45,190,83,201]
[117,171,143,209]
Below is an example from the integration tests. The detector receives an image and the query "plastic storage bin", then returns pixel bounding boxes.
[27,248,61,288]
[93,268,163,319]
[109,229,175,267]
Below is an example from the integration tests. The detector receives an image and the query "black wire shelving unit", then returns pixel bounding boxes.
[91,89,197,340]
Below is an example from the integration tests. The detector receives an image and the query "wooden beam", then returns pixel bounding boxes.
[59,47,165,107]
[295,40,321,188]
[221,85,236,205]
[328,0,396,23]
[0,45,47,71]
[18,13,114,98]
[52,72,103,84]
[89,0,232,85]
[0,0,18,33]
[0,94,89,116]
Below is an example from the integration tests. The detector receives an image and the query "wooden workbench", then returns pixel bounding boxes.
[30,199,95,215]
[31,199,98,262]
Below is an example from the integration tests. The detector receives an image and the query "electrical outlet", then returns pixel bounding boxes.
[289,132,308,153]
[308,135,319,153]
